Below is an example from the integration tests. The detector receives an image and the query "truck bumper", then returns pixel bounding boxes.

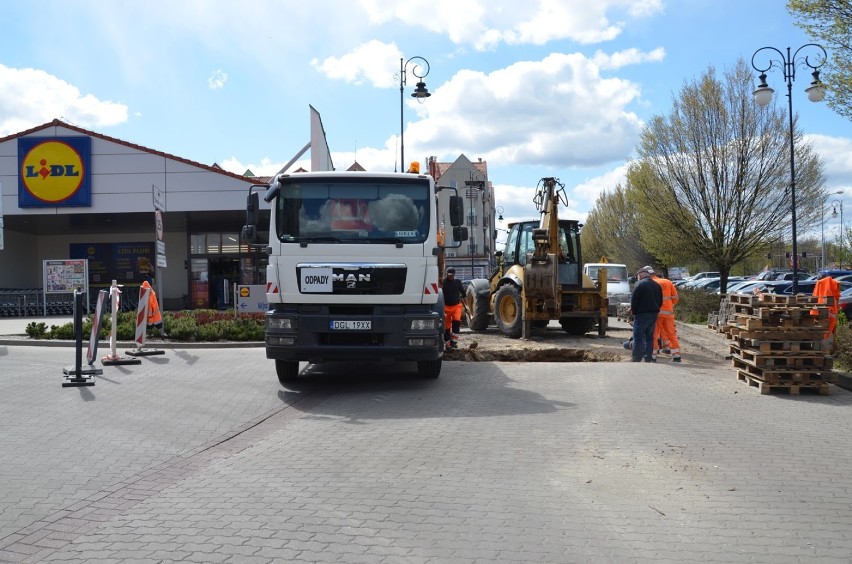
[265,305,443,365]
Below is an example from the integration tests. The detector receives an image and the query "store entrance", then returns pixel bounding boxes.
[209,258,240,310]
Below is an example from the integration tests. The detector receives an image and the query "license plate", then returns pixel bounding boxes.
[330,320,371,330]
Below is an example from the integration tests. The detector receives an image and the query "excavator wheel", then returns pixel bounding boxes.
[464,283,491,331]
[494,284,523,338]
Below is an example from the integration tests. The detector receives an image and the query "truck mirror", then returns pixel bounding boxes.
[453,226,469,242]
[449,195,464,226]
[241,225,257,244]
[246,191,259,226]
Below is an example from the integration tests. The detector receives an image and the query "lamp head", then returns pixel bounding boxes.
[411,81,431,98]
[805,70,826,103]
[753,73,774,107]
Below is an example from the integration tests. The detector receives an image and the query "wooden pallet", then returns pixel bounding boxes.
[733,338,824,353]
[731,303,828,320]
[737,371,830,395]
[731,347,833,369]
[732,358,835,384]
[724,325,828,341]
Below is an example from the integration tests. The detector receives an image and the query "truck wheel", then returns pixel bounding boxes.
[494,285,523,338]
[464,284,490,331]
[417,359,442,378]
[275,360,299,385]
[560,318,595,335]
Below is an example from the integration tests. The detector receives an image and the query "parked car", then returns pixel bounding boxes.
[682,277,746,293]
[839,286,852,319]
[724,279,763,294]
[817,269,852,279]
[760,279,852,296]
[772,271,812,281]
[752,269,811,281]
[686,271,720,282]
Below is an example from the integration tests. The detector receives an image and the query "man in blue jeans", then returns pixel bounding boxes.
[630,266,663,362]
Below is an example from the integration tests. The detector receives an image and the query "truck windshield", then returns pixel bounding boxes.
[274,177,431,244]
[587,265,628,282]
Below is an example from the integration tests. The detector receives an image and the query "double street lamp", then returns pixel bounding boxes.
[821,190,843,269]
[397,56,431,171]
[833,198,845,267]
[751,43,827,293]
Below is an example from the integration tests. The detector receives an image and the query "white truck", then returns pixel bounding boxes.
[243,170,467,385]
[582,263,630,317]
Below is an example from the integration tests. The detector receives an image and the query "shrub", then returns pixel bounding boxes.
[31,310,265,342]
[834,312,852,371]
[676,289,723,324]
[196,320,226,341]
[165,316,198,340]
[25,322,48,339]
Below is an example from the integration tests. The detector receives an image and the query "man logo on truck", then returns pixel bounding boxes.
[334,273,370,288]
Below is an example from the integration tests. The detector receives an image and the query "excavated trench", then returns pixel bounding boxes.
[443,344,623,362]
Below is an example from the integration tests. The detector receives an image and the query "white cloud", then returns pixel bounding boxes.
[403,52,644,168]
[573,163,630,203]
[808,134,852,189]
[358,0,663,50]
[593,47,666,70]
[311,40,401,88]
[208,69,228,90]
[0,64,128,136]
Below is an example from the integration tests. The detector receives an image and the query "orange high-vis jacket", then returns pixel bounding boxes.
[651,275,678,315]
[812,276,840,337]
[141,280,163,326]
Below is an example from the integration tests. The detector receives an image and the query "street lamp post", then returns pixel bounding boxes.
[833,199,844,268]
[397,56,431,171]
[752,43,826,294]
[821,191,843,271]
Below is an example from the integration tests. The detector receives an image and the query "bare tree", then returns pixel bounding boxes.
[631,59,825,293]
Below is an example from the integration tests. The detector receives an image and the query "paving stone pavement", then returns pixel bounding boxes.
[2,340,852,563]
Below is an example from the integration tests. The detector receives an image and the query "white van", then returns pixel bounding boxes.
[583,263,630,316]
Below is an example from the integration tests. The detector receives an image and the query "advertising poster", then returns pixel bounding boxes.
[70,242,154,286]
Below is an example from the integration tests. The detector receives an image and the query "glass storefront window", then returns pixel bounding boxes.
[206,233,221,254]
[221,233,239,254]
[190,234,206,254]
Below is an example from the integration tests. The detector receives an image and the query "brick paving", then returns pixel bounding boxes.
[1,337,852,562]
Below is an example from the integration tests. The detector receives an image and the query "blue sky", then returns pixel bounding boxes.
[2,0,851,235]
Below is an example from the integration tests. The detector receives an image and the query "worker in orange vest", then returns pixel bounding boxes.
[812,274,841,342]
[649,270,681,362]
[141,280,163,329]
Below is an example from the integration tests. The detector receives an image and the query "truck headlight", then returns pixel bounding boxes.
[409,319,435,331]
[267,317,297,330]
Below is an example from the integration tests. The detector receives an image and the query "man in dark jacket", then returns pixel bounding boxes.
[630,265,663,362]
[442,268,465,348]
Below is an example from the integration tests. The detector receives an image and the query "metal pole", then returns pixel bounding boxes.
[399,57,404,170]
[821,210,825,270]
[785,54,799,293]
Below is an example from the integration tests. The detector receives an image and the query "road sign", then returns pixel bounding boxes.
[155,209,164,241]
[152,184,166,212]
[156,240,167,268]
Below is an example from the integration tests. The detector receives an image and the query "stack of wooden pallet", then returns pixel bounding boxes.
[723,292,834,395]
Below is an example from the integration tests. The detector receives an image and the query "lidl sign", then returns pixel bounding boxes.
[18,136,92,207]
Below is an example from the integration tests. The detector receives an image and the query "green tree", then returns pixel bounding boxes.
[581,184,657,273]
[788,0,852,120]
[631,59,826,293]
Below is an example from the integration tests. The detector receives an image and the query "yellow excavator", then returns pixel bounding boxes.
[464,177,608,338]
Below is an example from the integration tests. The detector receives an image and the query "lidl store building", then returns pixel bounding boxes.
[0,119,268,315]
